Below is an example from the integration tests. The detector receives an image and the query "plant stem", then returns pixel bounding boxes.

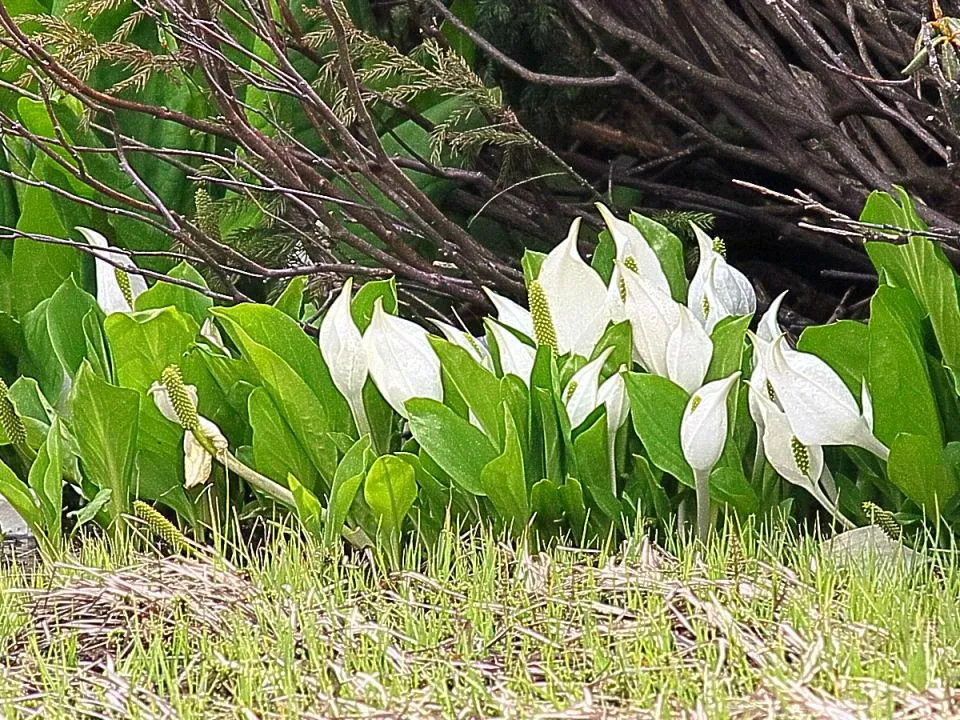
[694,467,711,544]
[220,452,296,509]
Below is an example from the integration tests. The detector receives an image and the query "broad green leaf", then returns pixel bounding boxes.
[135,261,212,326]
[19,299,65,402]
[590,321,632,376]
[629,212,688,302]
[709,464,759,515]
[440,0,477,66]
[624,453,671,521]
[288,474,322,539]
[105,307,198,392]
[866,237,960,390]
[888,433,958,514]
[82,309,112,381]
[68,487,112,534]
[406,397,497,496]
[213,304,352,435]
[350,278,398,332]
[46,275,104,378]
[28,418,62,538]
[479,404,529,532]
[558,477,587,538]
[248,387,319,493]
[364,454,417,562]
[625,373,693,486]
[71,362,139,522]
[706,315,750,381]
[430,337,501,445]
[531,479,564,536]
[572,410,621,522]
[0,458,41,531]
[273,276,307,319]
[868,287,942,446]
[223,322,338,485]
[797,320,869,396]
[534,388,562,482]
[590,230,616,285]
[324,435,374,547]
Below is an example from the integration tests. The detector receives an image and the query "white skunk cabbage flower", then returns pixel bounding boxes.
[751,391,852,528]
[362,299,442,418]
[536,217,610,356]
[483,287,534,339]
[563,348,614,429]
[680,372,741,542]
[486,319,536,386]
[765,336,888,460]
[431,318,492,369]
[665,305,714,394]
[597,370,629,437]
[596,203,671,296]
[319,279,370,435]
[619,261,680,377]
[687,226,755,333]
[76,227,147,314]
[149,367,228,489]
[199,318,231,357]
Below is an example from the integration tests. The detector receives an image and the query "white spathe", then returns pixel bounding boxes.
[537,217,611,357]
[765,336,888,459]
[597,370,629,437]
[431,318,493,369]
[619,262,680,377]
[362,299,442,418]
[76,227,147,314]
[483,287,534,339]
[687,226,756,332]
[563,347,614,429]
[486,319,536,386]
[596,203,671,296]
[665,305,713,394]
[680,372,741,473]
[319,279,370,435]
[680,371,741,542]
[148,381,229,489]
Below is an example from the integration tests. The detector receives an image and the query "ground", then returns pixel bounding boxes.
[0,523,958,719]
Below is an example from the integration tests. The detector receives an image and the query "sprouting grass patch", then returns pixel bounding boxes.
[0,522,958,718]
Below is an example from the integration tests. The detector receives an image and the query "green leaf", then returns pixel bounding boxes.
[70,362,139,523]
[479,404,529,532]
[590,230,616,285]
[866,237,960,390]
[273,276,307,319]
[288,473,323,539]
[624,454,671,521]
[46,275,104,379]
[351,278,398,332]
[888,433,958,514]
[406,397,498,496]
[709,464,759,516]
[440,0,477,66]
[363,455,417,562]
[625,373,693,486]
[572,411,621,522]
[213,304,352,436]
[324,435,374,547]
[248,387,319,493]
[868,287,942,446]
[134,261,212,326]
[530,479,564,536]
[629,213,688,302]
[558,477,587,538]
[706,315,750,381]
[19,299,65,402]
[219,321,338,485]
[28,418,62,538]
[68,488,112,534]
[105,307,199,392]
[430,337,501,445]
[797,320,869,396]
[522,250,547,286]
[0,458,41,531]
[82,309,112,381]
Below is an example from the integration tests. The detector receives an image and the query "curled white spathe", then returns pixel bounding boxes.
[536,217,611,357]
[680,371,741,473]
[76,227,147,314]
[319,279,370,435]
[362,299,442,418]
